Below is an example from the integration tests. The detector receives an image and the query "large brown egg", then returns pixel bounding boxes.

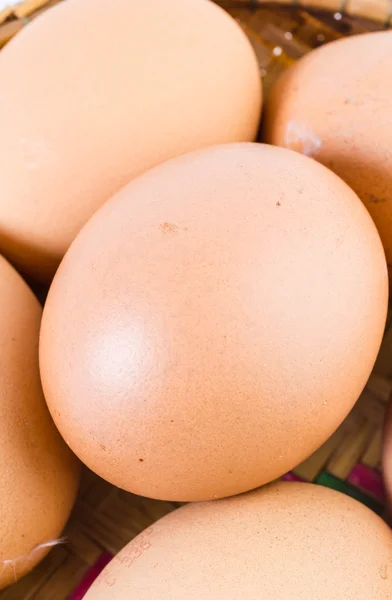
[84,482,392,599]
[264,31,392,269]
[383,399,392,513]
[0,0,261,282]
[40,143,387,502]
[0,256,80,590]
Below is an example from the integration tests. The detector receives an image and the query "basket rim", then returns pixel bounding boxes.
[218,0,392,27]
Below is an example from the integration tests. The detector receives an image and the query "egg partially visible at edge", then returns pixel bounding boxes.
[84,482,392,599]
[263,30,392,271]
[0,0,261,282]
[0,255,80,591]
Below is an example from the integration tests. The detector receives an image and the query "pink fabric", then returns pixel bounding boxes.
[348,463,385,504]
[69,552,113,600]
[281,472,304,482]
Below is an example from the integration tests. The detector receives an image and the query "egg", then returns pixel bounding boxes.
[0,255,80,590]
[84,482,392,599]
[264,31,392,270]
[383,399,392,513]
[39,143,387,502]
[0,0,261,282]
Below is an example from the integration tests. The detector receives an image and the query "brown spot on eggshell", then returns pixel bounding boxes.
[369,194,387,205]
[380,564,388,580]
[83,482,392,599]
[160,223,179,234]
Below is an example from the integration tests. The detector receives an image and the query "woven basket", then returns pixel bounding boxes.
[0,1,391,598]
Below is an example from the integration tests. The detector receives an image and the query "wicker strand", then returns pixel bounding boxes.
[218,0,392,25]
[13,0,51,19]
[0,0,391,33]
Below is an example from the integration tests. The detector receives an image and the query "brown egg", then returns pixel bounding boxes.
[0,0,261,282]
[383,399,392,513]
[84,482,392,599]
[0,256,80,590]
[264,31,392,270]
[40,143,387,502]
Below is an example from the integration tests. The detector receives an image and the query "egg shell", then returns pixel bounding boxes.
[0,0,261,282]
[383,399,392,514]
[84,482,392,599]
[0,256,80,590]
[264,31,392,270]
[39,143,388,502]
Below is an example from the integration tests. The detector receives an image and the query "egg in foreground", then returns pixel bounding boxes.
[0,0,261,281]
[40,143,387,502]
[0,256,80,590]
[84,482,392,599]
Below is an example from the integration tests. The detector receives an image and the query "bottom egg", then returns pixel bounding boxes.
[85,482,392,599]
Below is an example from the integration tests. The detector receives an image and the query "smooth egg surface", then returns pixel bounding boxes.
[40,143,387,502]
[84,482,392,599]
[0,0,261,281]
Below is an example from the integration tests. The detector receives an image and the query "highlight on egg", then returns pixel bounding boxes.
[39,143,388,502]
[0,255,80,590]
[83,482,392,599]
[263,30,392,271]
[0,0,261,282]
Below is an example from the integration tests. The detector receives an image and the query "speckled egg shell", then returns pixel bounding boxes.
[0,256,80,590]
[39,143,387,502]
[264,31,392,270]
[84,482,392,599]
[0,0,261,282]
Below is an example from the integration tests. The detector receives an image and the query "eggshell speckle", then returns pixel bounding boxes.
[264,31,392,269]
[0,0,261,281]
[84,482,392,599]
[0,256,80,590]
[40,143,387,502]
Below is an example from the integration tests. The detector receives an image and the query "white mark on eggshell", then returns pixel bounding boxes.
[1,537,67,583]
[19,136,55,170]
[284,121,323,157]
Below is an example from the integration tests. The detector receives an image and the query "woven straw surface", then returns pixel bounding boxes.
[0,1,391,598]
